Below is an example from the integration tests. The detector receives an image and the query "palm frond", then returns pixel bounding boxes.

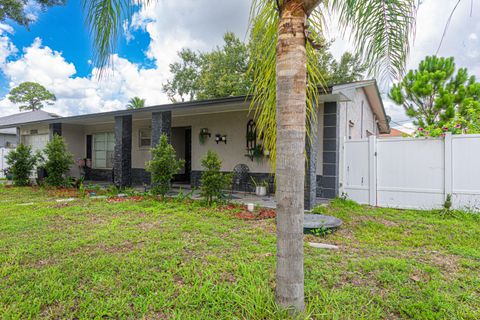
[248,0,327,169]
[82,0,139,75]
[248,0,278,168]
[330,0,417,81]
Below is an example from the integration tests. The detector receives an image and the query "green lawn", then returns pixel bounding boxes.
[1,186,479,319]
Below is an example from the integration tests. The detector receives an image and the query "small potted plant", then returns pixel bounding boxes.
[199,128,211,145]
[251,177,268,196]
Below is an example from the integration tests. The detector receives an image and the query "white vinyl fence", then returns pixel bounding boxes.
[341,133,480,210]
[1,147,10,178]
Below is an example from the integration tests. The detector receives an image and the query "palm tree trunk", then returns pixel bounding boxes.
[275,0,307,312]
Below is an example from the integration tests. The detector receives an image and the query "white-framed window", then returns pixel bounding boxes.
[93,132,115,168]
[139,128,151,148]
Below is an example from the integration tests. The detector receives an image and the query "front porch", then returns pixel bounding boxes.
[16,97,341,210]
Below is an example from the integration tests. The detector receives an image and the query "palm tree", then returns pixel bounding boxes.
[248,0,416,311]
[127,96,145,109]
[83,0,417,313]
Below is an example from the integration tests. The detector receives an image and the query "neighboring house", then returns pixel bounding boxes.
[380,127,409,138]
[0,79,389,208]
[0,110,61,177]
[0,110,61,148]
[0,128,16,148]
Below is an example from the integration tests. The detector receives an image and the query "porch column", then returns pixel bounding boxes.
[49,123,62,140]
[305,122,318,211]
[151,111,172,146]
[16,127,21,145]
[114,115,132,188]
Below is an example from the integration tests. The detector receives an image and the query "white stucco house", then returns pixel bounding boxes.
[0,79,389,208]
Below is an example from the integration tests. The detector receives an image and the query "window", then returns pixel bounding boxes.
[139,129,151,148]
[93,132,115,168]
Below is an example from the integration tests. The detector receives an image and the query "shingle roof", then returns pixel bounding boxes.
[0,110,61,127]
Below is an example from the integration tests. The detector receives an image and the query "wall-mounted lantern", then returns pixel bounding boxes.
[215,134,227,144]
[199,128,211,145]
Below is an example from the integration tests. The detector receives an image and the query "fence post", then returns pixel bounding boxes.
[444,132,453,201]
[368,135,377,206]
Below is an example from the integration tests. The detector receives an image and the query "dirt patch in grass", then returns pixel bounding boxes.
[39,301,67,319]
[106,196,146,203]
[72,240,143,255]
[31,257,57,268]
[354,215,401,227]
[137,221,163,231]
[427,253,460,277]
[248,219,276,234]
[100,240,143,254]
[219,271,237,284]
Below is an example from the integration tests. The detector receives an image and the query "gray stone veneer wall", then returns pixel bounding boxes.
[89,169,113,182]
[113,115,132,188]
[152,111,172,145]
[320,102,339,199]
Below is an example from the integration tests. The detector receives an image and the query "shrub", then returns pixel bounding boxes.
[200,150,232,205]
[43,135,74,187]
[5,144,38,186]
[146,134,185,197]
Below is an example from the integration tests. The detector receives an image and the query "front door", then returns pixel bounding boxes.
[184,128,192,183]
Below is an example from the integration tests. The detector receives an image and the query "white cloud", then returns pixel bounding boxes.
[0,0,478,128]
[0,24,17,64]
[123,20,134,43]
[0,36,169,117]
[128,0,250,72]
[0,0,252,118]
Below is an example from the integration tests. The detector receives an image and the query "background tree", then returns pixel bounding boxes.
[320,51,367,85]
[127,96,145,109]
[84,0,416,313]
[163,32,251,102]
[8,82,56,111]
[163,49,202,102]
[0,0,65,27]
[42,135,74,187]
[146,134,185,197]
[164,32,365,103]
[5,144,38,186]
[389,56,480,129]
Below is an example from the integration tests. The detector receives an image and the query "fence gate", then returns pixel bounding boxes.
[342,133,480,210]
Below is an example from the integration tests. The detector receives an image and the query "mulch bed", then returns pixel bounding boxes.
[234,206,276,220]
[46,187,80,198]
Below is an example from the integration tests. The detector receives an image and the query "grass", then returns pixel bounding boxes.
[0,186,479,319]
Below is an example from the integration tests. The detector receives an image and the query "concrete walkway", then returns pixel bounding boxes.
[84,181,331,210]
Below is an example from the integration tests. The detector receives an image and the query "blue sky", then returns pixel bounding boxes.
[3,1,153,83]
[0,0,478,131]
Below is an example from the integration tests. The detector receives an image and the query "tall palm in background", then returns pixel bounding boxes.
[127,96,145,109]
[83,0,416,313]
